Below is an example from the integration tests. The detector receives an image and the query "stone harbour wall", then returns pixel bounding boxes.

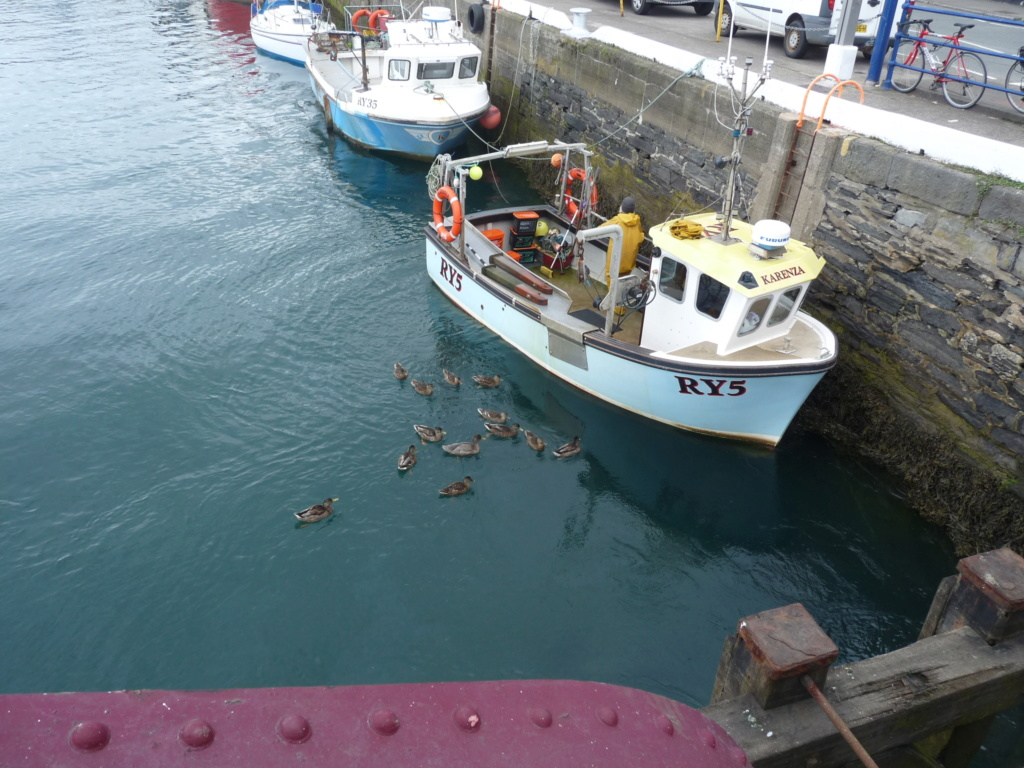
[419,2,1024,552]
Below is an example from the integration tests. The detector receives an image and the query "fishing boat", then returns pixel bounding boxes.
[305,5,495,158]
[249,0,335,65]
[422,61,837,446]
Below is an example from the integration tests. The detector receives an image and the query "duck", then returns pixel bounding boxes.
[413,424,446,443]
[552,436,581,459]
[485,422,520,438]
[398,445,417,471]
[394,362,409,380]
[294,497,338,523]
[477,408,507,423]
[411,379,434,396]
[439,476,474,496]
[442,434,483,457]
[472,374,502,388]
[443,368,461,386]
[524,430,546,451]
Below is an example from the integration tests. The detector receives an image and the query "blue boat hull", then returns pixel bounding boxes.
[324,97,480,158]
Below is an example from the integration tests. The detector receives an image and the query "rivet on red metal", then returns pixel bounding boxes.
[277,714,312,744]
[369,709,400,736]
[528,707,553,728]
[656,715,675,735]
[179,719,215,750]
[701,729,717,749]
[731,745,749,765]
[69,721,110,752]
[596,707,618,727]
[453,706,481,732]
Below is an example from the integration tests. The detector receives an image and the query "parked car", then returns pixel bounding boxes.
[631,0,715,16]
[713,0,894,58]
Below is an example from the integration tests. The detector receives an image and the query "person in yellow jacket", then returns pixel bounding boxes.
[604,197,644,286]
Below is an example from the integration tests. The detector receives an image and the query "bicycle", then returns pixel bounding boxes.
[1006,46,1024,114]
[890,19,988,109]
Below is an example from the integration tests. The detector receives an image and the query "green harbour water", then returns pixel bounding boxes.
[0,1,1020,762]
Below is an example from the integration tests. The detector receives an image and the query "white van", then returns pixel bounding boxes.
[713,0,894,59]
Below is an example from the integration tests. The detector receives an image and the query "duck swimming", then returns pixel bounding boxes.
[472,374,502,388]
[524,430,546,451]
[398,445,417,471]
[552,436,581,459]
[394,362,409,380]
[442,434,483,456]
[413,424,446,443]
[411,379,434,396]
[443,369,461,386]
[477,408,507,423]
[439,476,474,496]
[485,422,520,438]
[294,497,339,523]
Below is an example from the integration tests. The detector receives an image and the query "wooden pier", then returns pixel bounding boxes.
[703,547,1024,767]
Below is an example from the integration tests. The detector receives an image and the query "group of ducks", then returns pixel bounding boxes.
[293,362,583,521]
[394,361,582,496]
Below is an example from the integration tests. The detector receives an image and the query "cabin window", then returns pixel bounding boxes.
[739,297,772,336]
[389,60,411,81]
[768,286,804,327]
[417,61,455,80]
[459,56,479,79]
[657,258,688,302]
[695,274,729,319]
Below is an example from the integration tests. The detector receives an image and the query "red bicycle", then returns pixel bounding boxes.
[890,19,988,109]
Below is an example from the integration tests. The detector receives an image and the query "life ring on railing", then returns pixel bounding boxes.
[564,168,598,218]
[368,9,392,31]
[350,8,370,30]
[433,186,463,242]
[467,2,486,34]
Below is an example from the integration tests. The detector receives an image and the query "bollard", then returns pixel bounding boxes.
[564,8,592,38]
[930,547,1024,645]
[710,602,838,710]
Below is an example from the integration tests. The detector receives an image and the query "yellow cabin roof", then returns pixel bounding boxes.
[649,212,825,298]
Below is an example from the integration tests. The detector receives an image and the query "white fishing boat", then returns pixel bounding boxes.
[422,61,837,446]
[305,5,495,158]
[249,0,335,65]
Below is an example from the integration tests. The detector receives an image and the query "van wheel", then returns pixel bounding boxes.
[631,0,650,15]
[716,0,735,33]
[693,2,714,15]
[784,18,809,58]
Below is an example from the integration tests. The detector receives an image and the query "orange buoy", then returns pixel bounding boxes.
[351,8,370,30]
[432,186,463,242]
[479,106,501,131]
[551,153,563,168]
[564,168,598,217]
[369,9,392,30]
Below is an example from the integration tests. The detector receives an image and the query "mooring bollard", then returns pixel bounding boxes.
[709,602,838,710]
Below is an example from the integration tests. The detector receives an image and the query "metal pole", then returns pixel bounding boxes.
[801,676,880,768]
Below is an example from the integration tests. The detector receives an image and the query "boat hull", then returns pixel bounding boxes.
[425,232,832,446]
[250,4,329,65]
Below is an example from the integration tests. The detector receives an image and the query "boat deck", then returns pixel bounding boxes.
[666,317,826,361]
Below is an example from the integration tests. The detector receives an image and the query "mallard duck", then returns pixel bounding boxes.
[552,436,581,459]
[398,445,417,471]
[524,430,546,451]
[442,434,483,456]
[439,476,474,496]
[443,369,461,386]
[411,379,434,396]
[472,374,502,388]
[413,424,446,443]
[477,408,507,423]
[294,497,338,523]
[485,422,520,438]
[394,362,409,380]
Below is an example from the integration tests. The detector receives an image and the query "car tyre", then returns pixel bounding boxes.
[631,0,650,15]
[784,17,809,58]
[716,0,735,34]
[693,2,714,16]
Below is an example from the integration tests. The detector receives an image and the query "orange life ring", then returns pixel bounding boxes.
[369,9,392,30]
[433,186,463,242]
[350,8,370,30]
[564,167,598,217]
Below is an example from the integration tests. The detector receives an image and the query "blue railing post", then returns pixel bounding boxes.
[867,0,904,84]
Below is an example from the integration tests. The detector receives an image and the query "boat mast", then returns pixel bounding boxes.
[712,56,771,244]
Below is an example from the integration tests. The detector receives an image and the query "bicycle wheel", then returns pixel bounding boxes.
[1006,60,1024,115]
[890,39,924,93]
[941,51,986,109]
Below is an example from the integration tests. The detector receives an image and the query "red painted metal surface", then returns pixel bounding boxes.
[0,679,749,767]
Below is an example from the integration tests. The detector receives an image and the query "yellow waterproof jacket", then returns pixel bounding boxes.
[604,212,644,284]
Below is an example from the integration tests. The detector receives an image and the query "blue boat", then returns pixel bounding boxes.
[305,5,493,159]
[250,0,335,65]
